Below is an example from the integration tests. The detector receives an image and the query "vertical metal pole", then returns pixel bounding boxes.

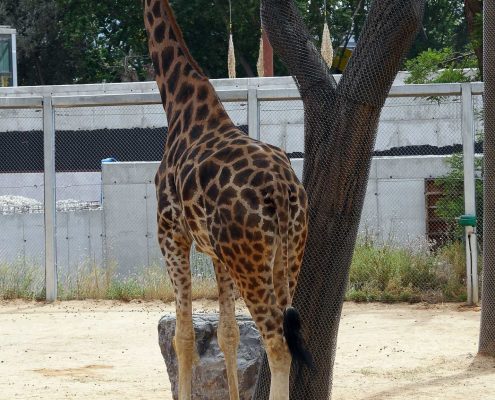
[43,96,57,302]
[461,83,478,305]
[248,85,260,140]
[11,32,17,87]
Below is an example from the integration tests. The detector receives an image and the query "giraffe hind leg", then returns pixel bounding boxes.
[213,259,240,400]
[163,235,194,400]
[238,267,291,400]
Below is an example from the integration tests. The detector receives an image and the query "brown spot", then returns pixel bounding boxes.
[218,187,237,206]
[168,62,181,94]
[189,124,203,140]
[198,85,209,101]
[154,21,166,43]
[199,162,220,189]
[183,103,193,132]
[161,46,175,73]
[151,52,160,76]
[219,167,232,186]
[229,224,243,240]
[146,12,154,26]
[196,104,209,121]
[233,168,254,186]
[152,0,161,17]
[241,188,259,210]
[183,63,193,76]
[206,184,219,200]
[233,201,247,224]
[253,158,270,169]
[182,173,197,201]
[232,159,248,171]
[250,171,264,186]
[207,116,220,130]
[176,83,195,104]
[168,27,177,42]
[246,214,261,227]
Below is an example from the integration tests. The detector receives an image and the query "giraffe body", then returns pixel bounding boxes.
[144,2,310,398]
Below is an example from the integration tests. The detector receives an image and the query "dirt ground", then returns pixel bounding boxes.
[1,300,494,400]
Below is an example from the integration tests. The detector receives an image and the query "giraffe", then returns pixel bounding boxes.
[143,1,312,399]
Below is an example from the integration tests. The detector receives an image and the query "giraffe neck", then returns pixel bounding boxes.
[144,0,232,147]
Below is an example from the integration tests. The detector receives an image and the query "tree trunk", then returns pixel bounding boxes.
[478,0,495,357]
[464,0,483,78]
[253,0,425,398]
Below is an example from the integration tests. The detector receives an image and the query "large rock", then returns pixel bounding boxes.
[158,314,263,400]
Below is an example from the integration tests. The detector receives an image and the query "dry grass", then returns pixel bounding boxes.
[1,239,472,303]
[0,260,217,302]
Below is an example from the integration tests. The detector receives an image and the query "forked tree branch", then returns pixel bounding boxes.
[254,1,425,399]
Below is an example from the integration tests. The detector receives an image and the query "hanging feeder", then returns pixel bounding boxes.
[321,0,334,68]
[227,0,236,79]
[257,28,264,77]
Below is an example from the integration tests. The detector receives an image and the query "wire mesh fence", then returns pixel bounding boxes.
[258,92,478,304]
[0,106,45,299]
[21,99,249,299]
[0,82,485,305]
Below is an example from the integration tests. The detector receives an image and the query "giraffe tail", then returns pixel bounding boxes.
[283,307,315,372]
[273,182,314,372]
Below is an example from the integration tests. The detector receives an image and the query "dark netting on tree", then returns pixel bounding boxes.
[253,0,425,398]
[479,0,495,356]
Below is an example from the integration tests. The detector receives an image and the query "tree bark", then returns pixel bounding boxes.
[464,0,483,78]
[253,0,425,398]
[478,0,495,357]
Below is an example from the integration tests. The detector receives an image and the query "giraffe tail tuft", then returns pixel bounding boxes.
[283,306,315,373]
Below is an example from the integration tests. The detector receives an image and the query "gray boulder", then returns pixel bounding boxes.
[158,314,264,400]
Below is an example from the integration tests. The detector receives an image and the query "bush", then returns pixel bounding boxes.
[347,239,469,303]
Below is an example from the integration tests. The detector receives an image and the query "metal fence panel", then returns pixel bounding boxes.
[0,106,45,299]
[0,82,485,303]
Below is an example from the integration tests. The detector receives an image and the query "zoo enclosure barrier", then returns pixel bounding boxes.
[0,78,485,303]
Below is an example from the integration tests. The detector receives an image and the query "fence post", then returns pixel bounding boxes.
[248,84,260,140]
[461,83,479,305]
[43,96,57,302]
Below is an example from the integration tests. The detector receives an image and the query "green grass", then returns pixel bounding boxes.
[0,239,475,303]
[346,239,470,303]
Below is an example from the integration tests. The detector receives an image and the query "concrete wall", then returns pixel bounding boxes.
[99,157,451,273]
[0,156,455,274]
[0,209,103,277]
[0,172,101,202]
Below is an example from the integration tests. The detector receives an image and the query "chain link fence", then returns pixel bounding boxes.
[0,81,485,305]
[47,96,247,299]
[259,88,481,304]
[0,105,45,299]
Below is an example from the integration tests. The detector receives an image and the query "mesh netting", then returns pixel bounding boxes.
[479,0,495,356]
[254,0,425,398]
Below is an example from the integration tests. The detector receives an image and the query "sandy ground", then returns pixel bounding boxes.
[0,300,494,400]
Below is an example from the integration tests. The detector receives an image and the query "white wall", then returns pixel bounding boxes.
[0,155,456,274]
